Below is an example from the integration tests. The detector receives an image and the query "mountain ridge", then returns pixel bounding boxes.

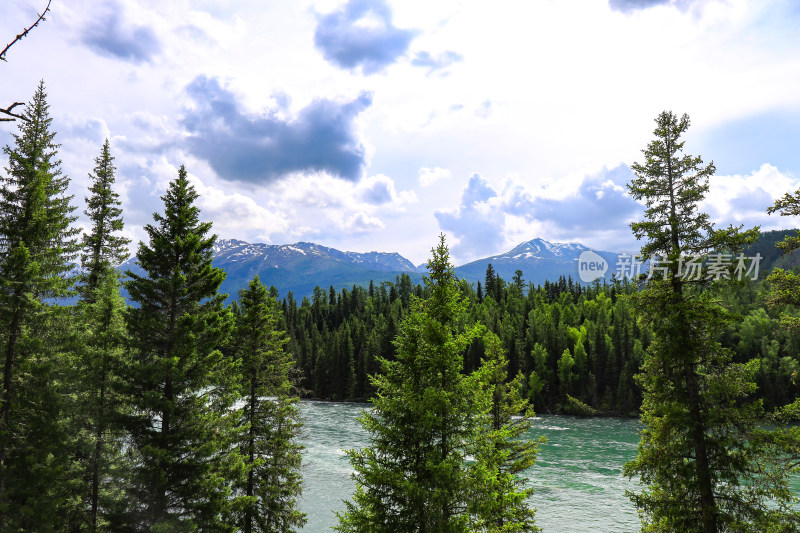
[106,229,800,302]
[177,236,617,299]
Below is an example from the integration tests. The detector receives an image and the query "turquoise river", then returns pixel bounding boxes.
[298,401,643,532]
[297,401,800,532]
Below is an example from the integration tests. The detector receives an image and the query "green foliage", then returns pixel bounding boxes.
[338,237,543,532]
[283,268,650,416]
[336,236,487,532]
[468,332,542,532]
[230,276,305,533]
[0,81,80,530]
[69,137,132,531]
[70,271,132,532]
[623,110,798,533]
[79,139,130,299]
[563,395,598,417]
[124,166,239,531]
[557,348,575,400]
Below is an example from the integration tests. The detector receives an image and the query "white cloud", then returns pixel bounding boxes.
[343,212,385,232]
[703,164,800,229]
[357,173,418,205]
[3,0,800,266]
[418,166,451,186]
[188,173,291,243]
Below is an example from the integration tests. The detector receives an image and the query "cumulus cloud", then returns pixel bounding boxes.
[314,0,419,74]
[57,115,110,144]
[702,164,800,229]
[189,174,290,242]
[435,174,506,259]
[411,50,463,74]
[505,165,641,231]
[263,173,416,241]
[435,163,800,264]
[81,2,161,63]
[436,167,643,261]
[276,173,414,210]
[359,174,417,205]
[418,166,451,187]
[344,212,385,233]
[181,76,372,183]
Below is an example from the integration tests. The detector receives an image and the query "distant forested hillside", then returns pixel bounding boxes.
[279,265,800,415]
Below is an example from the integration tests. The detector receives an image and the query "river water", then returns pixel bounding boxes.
[298,401,642,532]
[298,401,800,532]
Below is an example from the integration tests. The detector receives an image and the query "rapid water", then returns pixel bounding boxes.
[298,401,643,532]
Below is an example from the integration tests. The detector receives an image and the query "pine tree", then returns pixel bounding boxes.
[0,81,80,529]
[80,139,130,299]
[124,165,238,531]
[468,332,542,532]
[71,271,131,532]
[485,263,496,301]
[336,235,486,532]
[70,141,132,531]
[623,111,798,532]
[231,276,305,533]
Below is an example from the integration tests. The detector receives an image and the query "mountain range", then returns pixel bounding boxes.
[117,237,620,301]
[115,229,798,301]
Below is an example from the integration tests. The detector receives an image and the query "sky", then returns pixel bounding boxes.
[2,0,800,266]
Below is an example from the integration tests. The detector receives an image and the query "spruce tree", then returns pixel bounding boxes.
[71,141,131,531]
[71,271,131,532]
[0,81,80,529]
[124,165,238,531]
[80,138,129,298]
[468,332,542,532]
[231,276,305,533]
[336,235,486,532]
[623,111,798,532]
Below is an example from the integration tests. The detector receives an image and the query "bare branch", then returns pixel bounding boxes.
[0,0,52,62]
[0,102,27,122]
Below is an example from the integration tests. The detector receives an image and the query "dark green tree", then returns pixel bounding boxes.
[231,276,305,533]
[80,139,130,299]
[124,165,238,531]
[73,138,131,531]
[765,188,800,334]
[623,111,798,532]
[71,271,131,532]
[468,332,542,532]
[0,81,80,529]
[337,235,486,532]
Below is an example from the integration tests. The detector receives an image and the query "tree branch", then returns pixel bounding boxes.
[0,0,52,62]
[0,103,26,123]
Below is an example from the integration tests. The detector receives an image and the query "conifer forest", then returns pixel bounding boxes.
[2,45,800,533]
[2,81,800,532]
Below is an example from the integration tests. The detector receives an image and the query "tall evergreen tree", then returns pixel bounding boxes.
[80,139,129,298]
[468,332,542,532]
[71,141,132,531]
[124,165,238,531]
[0,81,80,529]
[337,235,487,532]
[231,276,305,533]
[623,111,798,532]
[71,271,131,532]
